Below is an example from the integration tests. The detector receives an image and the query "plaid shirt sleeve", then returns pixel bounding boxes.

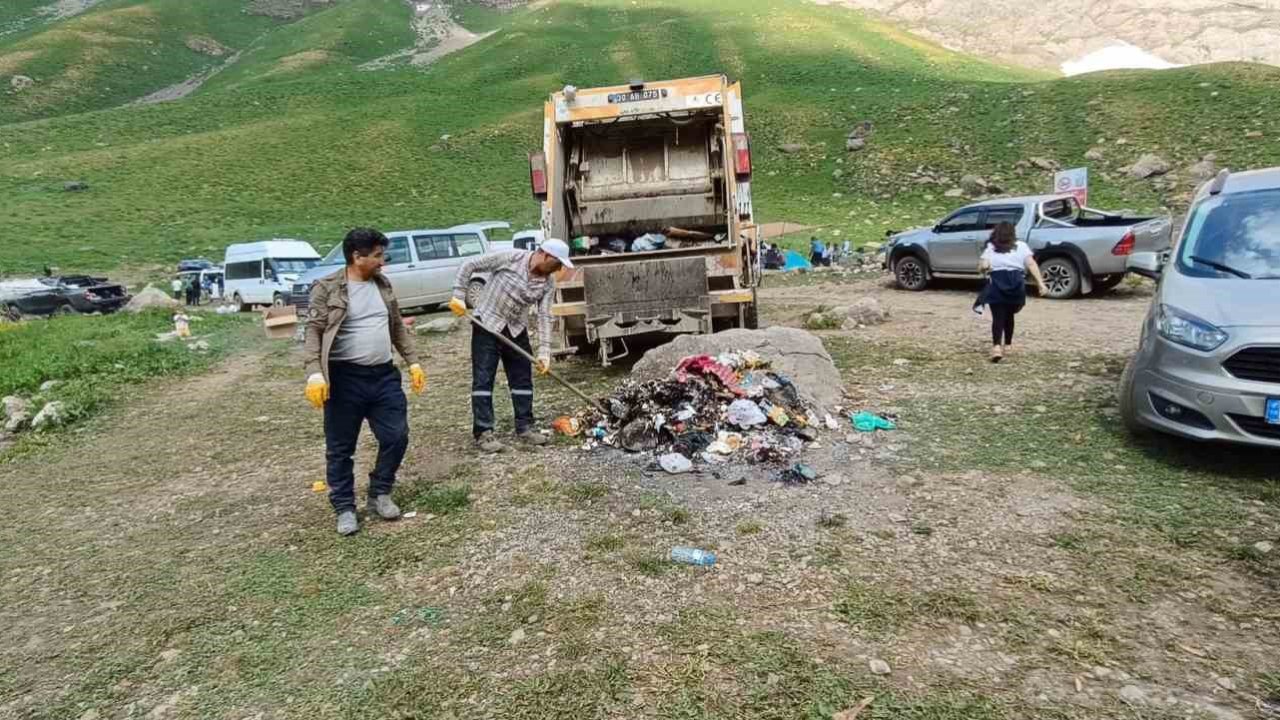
[452,251,514,300]
[536,280,554,359]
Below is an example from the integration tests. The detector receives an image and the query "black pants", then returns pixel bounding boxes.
[324,361,409,514]
[990,303,1018,345]
[471,326,534,438]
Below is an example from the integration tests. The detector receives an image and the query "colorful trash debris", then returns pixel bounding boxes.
[552,416,582,436]
[851,411,896,432]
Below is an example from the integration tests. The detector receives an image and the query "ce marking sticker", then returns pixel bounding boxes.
[686,91,723,108]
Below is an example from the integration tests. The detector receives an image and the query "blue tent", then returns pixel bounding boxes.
[781,250,812,272]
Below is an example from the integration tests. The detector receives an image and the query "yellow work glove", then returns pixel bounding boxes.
[535,355,551,376]
[305,373,329,409]
[409,363,427,394]
[448,297,467,317]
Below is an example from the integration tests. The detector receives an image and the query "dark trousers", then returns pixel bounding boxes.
[990,303,1018,345]
[324,361,409,514]
[471,326,534,438]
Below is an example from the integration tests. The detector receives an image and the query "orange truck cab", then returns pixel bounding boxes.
[530,74,760,366]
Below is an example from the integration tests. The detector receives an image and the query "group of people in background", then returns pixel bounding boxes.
[170,273,223,306]
[809,236,851,267]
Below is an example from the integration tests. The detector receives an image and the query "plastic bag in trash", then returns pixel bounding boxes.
[727,399,767,428]
[659,453,693,474]
[632,233,667,252]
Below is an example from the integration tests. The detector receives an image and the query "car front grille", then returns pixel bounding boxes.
[1228,414,1280,441]
[292,284,311,312]
[1223,346,1280,384]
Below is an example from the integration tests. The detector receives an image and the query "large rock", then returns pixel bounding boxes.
[31,401,67,430]
[10,75,34,91]
[1128,154,1171,179]
[1084,147,1105,161]
[1186,155,1218,182]
[3,412,28,433]
[2,395,29,421]
[632,327,844,412]
[1030,157,1059,171]
[959,174,988,196]
[185,35,230,57]
[844,297,889,326]
[125,284,180,312]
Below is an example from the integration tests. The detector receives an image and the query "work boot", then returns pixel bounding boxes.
[475,431,509,453]
[516,429,549,446]
[369,494,401,521]
[336,510,359,536]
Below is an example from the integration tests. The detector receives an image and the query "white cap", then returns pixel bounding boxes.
[540,238,574,269]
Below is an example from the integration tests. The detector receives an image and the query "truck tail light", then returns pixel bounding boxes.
[732,133,751,177]
[1112,231,1135,256]
[529,152,547,199]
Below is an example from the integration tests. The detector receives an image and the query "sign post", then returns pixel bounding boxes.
[1054,167,1089,207]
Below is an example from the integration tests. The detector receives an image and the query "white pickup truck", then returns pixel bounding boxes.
[884,195,1173,298]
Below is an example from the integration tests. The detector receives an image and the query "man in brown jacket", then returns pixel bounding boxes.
[304,228,426,536]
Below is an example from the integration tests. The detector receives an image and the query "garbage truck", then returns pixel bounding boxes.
[529,74,761,366]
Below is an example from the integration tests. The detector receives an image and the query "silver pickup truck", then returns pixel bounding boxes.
[884,195,1173,298]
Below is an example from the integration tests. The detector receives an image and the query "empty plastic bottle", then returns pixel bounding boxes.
[670,546,717,566]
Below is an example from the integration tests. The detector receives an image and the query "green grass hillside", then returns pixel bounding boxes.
[2,0,1279,275]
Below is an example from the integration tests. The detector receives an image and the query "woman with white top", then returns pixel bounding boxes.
[978,222,1047,362]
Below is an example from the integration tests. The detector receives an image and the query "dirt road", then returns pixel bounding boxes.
[1,274,1276,719]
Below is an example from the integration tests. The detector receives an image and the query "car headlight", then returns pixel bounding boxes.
[1156,304,1228,351]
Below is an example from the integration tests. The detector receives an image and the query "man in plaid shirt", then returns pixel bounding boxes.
[449,239,574,452]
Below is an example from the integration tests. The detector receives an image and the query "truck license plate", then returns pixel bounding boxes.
[608,89,668,104]
[1267,398,1280,425]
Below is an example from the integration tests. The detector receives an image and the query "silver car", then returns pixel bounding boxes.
[1120,167,1280,448]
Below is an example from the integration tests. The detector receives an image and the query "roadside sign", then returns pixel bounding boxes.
[1055,167,1089,207]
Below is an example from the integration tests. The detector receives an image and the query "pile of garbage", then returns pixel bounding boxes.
[571,226,726,256]
[558,350,844,482]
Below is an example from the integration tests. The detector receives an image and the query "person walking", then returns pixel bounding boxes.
[448,239,573,453]
[809,236,825,267]
[171,276,183,301]
[303,228,427,536]
[978,222,1047,363]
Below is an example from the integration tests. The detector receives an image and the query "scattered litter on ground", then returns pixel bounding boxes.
[402,510,417,519]
[852,411,896,432]
[390,606,444,627]
[659,452,693,474]
[669,546,717,566]
[311,481,327,493]
[552,416,581,436]
[572,347,842,485]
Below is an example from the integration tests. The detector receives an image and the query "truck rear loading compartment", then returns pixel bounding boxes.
[539,75,759,364]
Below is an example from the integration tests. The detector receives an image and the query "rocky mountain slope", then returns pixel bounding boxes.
[816,0,1280,72]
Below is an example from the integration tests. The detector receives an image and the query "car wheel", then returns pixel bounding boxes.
[55,304,75,316]
[465,279,485,310]
[1118,357,1150,437]
[893,255,929,291]
[233,293,251,313]
[272,293,285,307]
[1039,257,1081,299]
[3,304,20,322]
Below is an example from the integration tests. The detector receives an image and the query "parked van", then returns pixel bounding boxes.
[1120,167,1280,448]
[223,240,321,311]
[290,226,505,316]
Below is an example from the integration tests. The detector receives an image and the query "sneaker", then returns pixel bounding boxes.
[369,494,401,521]
[336,510,359,536]
[516,429,549,446]
[475,431,509,453]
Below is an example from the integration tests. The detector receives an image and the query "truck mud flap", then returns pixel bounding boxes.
[583,256,710,341]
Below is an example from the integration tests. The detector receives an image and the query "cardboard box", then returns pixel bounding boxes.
[262,305,299,339]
